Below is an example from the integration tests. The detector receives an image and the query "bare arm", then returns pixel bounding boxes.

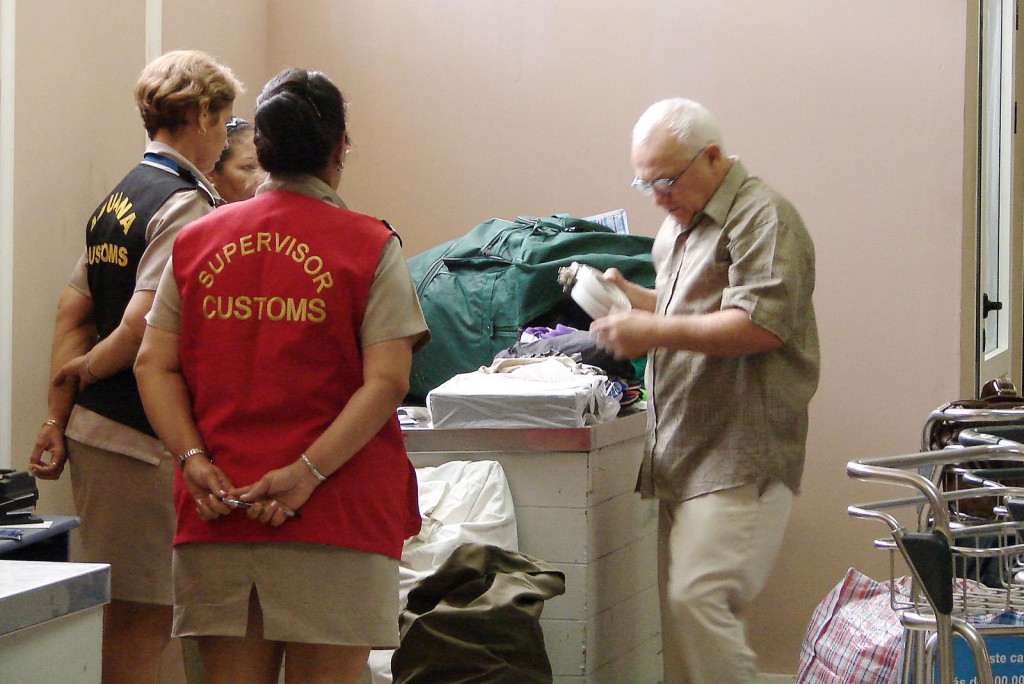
[135,325,233,516]
[28,287,96,479]
[653,307,782,355]
[56,290,155,388]
[135,325,204,460]
[301,336,415,475]
[591,307,782,360]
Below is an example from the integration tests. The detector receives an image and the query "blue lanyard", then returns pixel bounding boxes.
[141,152,218,206]
[142,152,181,175]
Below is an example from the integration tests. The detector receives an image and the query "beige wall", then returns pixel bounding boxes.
[161,0,270,120]
[11,0,148,515]
[9,0,970,675]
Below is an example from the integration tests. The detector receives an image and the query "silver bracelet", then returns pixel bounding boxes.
[300,453,327,482]
[177,447,211,471]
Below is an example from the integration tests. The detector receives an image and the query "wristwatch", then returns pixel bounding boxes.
[177,447,211,471]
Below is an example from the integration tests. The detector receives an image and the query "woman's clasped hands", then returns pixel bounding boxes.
[184,455,317,527]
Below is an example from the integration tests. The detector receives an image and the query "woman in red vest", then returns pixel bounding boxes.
[28,50,241,684]
[136,69,429,684]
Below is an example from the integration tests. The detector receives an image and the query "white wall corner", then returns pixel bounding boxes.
[145,0,162,62]
[0,0,16,469]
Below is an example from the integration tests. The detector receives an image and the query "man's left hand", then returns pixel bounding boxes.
[590,310,656,360]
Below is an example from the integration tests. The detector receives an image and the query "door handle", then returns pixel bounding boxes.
[983,293,1004,318]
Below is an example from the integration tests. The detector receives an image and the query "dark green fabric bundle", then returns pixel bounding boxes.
[407,214,654,400]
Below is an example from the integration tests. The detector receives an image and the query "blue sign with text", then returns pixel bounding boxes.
[938,636,1024,684]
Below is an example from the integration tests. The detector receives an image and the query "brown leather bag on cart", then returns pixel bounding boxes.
[929,378,1024,520]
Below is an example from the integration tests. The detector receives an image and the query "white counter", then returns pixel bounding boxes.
[404,410,661,684]
[0,560,110,683]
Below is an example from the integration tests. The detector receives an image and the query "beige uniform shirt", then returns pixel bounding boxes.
[147,173,430,354]
[66,142,221,464]
[638,159,820,502]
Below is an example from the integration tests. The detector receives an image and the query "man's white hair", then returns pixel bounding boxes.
[632,98,723,153]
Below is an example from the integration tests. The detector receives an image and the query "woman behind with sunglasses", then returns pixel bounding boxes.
[209,116,266,203]
[136,68,429,684]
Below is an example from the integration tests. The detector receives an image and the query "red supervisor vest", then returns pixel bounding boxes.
[172,189,420,559]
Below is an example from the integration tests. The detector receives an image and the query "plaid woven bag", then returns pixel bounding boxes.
[797,568,906,684]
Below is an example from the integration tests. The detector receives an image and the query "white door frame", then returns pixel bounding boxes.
[0,0,16,468]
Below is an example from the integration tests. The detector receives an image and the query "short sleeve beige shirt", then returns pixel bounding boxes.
[66,142,221,463]
[638,159,820,502]
[147,174,430,353]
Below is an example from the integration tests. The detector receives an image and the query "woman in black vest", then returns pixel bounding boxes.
[28,50,242,684]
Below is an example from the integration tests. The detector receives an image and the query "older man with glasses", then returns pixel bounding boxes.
[591,98,820,683]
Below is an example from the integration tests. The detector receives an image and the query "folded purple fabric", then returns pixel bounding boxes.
[522,324,578,340]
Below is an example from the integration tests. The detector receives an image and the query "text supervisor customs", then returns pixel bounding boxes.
[198,230,336,293]
[202,294,325,323]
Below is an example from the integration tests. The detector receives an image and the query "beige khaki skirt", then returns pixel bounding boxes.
[68,438,176,604]
[172,542,400,647]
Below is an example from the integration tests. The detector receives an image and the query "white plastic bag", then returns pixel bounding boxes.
[367,460,518,684]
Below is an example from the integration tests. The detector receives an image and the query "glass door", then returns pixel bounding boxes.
[977,0,1023,393]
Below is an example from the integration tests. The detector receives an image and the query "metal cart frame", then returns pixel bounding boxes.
[848,443,1024,684]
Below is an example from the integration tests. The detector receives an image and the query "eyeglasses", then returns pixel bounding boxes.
[631,146,707,196]
[225,116,250,131]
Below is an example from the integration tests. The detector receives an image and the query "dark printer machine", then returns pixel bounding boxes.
[0,469,41,525]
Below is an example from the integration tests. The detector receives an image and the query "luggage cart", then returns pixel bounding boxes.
[919,378,1024,455]
[922,402,1024,451]
[920,403,1024,560]
[952,427,1024,592]
[848,443,1024,684]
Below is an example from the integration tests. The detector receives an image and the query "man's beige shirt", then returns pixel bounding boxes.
[638,158,820,502]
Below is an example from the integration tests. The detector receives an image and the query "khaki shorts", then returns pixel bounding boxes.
[172,542,400,647]
[68,438,175,604]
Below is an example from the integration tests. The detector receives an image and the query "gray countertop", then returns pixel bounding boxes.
[0,561,110,637]
[403,408,648,453]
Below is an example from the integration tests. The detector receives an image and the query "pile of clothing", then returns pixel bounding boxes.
[425,323,644,430]
[406,214,655,403]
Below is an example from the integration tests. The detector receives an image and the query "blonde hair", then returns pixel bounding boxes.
[135,50,243,138]
[633,98,723,154]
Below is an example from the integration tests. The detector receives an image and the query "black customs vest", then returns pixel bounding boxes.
[77,156,214,435]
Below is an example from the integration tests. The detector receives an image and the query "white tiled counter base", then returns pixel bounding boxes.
[0,560,110,683]
[405,411,662,683]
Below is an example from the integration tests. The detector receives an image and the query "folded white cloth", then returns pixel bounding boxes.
[428,356,620,429]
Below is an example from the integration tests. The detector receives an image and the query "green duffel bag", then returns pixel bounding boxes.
[407,214,655,401]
